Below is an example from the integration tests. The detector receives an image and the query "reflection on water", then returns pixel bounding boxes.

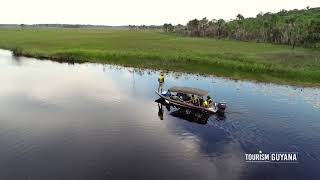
[155,98,225,124]
[157,103,164,120]
[0,49,320,180]
[170,108,210,124]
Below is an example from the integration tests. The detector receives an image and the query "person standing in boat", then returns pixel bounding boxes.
[158,72,165,93]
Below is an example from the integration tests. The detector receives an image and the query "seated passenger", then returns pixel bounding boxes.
[181,93,189,101]
[190,95,199,105]
[199,98,204,107]
[203,100,209,108]
[207,95,213,105]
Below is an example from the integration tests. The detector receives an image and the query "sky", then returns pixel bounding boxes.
[0,0,319,25]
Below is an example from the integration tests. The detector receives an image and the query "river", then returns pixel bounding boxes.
[0,49,319,180]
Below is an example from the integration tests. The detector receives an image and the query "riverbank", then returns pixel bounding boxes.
[0,28,319,86]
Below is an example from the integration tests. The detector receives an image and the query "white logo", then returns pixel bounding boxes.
[245,151,298,163]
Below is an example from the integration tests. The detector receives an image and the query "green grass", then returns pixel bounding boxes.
[0,28,319,86]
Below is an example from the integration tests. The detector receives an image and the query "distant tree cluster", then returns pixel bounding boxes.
[0,24,113,28]
[162,23,174,32]
[165,7,320,48]
[129,25,161,31]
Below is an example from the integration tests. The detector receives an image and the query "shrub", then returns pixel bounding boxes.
[11,47,23,56]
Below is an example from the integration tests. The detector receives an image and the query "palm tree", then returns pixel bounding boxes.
[187,19,200,36]
[199,17,209,36]
[236,14,244,21]
[235,14,245,40]
[217,19,226,37]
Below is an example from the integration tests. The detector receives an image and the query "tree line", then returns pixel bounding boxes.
[128,25,161,31]
[165,7,320,48]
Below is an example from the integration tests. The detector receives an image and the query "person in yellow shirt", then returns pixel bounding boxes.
[191,95,196,104]
[190,95,199,106]
[203,100,209,108]
[158,72,165,93]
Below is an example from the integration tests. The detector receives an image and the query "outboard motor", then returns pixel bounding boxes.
[217,102,226,114]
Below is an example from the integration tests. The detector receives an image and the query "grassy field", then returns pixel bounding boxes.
[0,28,319,86]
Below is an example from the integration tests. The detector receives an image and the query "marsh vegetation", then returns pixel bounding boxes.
[0,27,319,86]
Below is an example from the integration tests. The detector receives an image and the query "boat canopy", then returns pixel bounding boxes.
[168,86,209,96]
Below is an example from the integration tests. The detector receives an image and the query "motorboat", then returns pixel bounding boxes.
[155,86,226,114]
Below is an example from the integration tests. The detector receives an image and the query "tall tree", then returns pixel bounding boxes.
[217,19,226,37]
[187,19,200,36]
[235,14,245,40]
[199,17,209,36]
